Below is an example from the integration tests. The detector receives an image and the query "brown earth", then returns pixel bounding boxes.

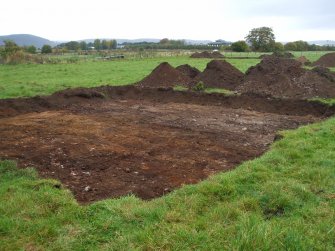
[312,52,335,67]
[176,64,201,79]
[296,56,310,65]
[194,60,244,90]
[237,56,335,99]
[190,51,224,58]
[1,86,334,204]
[136,62,192,88]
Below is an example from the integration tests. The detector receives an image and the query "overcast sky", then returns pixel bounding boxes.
[1,0,334,42]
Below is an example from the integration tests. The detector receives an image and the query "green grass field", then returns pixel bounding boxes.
[1,53,335,250]
[0,57,258,99]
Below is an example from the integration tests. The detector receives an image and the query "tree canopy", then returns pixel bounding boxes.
[245,27,275,52]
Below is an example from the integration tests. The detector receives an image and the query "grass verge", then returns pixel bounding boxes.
[1,117,335,250]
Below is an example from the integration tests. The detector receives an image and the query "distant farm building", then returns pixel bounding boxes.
[208,39,232,47]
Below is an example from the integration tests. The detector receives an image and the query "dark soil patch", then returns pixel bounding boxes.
[0,86,334,203]
[194,60,244,90]
[190,51,224,58]
[312,52,335,67]
[237,56,335,99]
[136,62,192,88]
[176,64,201,79]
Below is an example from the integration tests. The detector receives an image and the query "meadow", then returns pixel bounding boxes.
[0,52,335,250]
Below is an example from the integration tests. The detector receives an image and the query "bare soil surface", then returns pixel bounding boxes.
[0,86,334,203]
[237,56,335,99]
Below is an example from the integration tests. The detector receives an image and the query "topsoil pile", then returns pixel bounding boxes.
[176,64,201,79]
[237,56,335,99]
[136,62,192,88]
[312,52,335,67]
[190,51,224,58]
[194,60,244,90]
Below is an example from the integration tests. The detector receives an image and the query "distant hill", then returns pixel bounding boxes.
[0,34,58,48]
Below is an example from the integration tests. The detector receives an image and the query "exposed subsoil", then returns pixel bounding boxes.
[237,56,335,99]
[195,60,244,90]
[312,52,335,67]
[0,86,334,204]
[190,51,224,58]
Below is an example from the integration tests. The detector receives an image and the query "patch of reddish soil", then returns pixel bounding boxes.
[0,86,334,203]
[237,56,335,99]
[190,51,224,58]
[194,60,244,90]
[136,62,192,88]
[296,56,310,65]
[176,64,201,79]
[312,52,335,67]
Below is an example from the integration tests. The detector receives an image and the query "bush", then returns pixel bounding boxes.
[192,81,206,92]
[41,45,52,54]
[231,41,250,52]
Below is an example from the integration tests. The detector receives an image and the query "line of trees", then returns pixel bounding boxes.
[123,38,211,50]
[56,39,117,51]
[229,27,335,52]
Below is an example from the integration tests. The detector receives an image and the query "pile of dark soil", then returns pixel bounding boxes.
[237,56,335,99]
[194,60,244,90]
[190,51,224,58]
[176,64,201,79]
[312,52,335,67]
[136,62,192,88]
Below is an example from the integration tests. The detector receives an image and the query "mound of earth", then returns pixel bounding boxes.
[312,52,335,67]
[237,56,335,99]
[176,64,201,79]
[136,62,192,88]
[296,56,311,65]
[194,60,244,90]
[190,51,224,58]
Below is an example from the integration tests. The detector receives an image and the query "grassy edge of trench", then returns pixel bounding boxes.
[1,117,335,250]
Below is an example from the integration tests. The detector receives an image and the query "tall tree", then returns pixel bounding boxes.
[93,39,101,50]
[245,27,275,52]
[80,41,87,51]
[101,40,109,50]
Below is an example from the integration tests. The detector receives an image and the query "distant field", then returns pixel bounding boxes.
[0,57,258,99]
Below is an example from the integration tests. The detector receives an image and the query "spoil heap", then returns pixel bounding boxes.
[136,62,192,88]
[194,60,244,90]
[237,56,335,99]
[176,64,201,79]
[312,52,335,67]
